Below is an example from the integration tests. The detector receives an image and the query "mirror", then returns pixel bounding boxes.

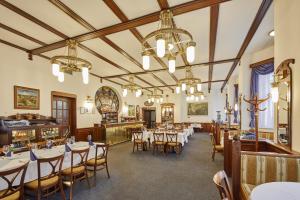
[276,59,294,149]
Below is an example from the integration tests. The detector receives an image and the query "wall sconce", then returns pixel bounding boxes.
[80,96,94,114]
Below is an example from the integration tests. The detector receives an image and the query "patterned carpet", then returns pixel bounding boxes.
[49,133,223,200]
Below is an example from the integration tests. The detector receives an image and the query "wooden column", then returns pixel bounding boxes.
[231,138,241,200]
[223,129,231,176]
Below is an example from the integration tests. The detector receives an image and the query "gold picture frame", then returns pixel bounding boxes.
[14,86,40,110]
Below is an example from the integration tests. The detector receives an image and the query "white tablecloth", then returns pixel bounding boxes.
[250,182,300,200]
[0,142,104,190]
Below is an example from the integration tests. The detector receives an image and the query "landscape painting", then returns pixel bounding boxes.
[14,86,40,110]
[128,105,136,117]
[187,102,208,116]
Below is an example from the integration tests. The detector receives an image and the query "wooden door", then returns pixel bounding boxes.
[52,96,76,136]
[143,109,156,129]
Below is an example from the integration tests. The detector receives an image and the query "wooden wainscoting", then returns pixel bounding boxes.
[75,126,105,142]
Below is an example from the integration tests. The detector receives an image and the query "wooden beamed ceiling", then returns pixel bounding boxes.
[220,0,273,92]
[0,0,273,93]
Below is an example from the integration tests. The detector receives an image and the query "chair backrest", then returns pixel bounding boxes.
[213,170,233,200]
[70,147,90,173]
[94,144,109,164]
[166,133,178,143]
[37,154,64,186]
[133,132,143,141]
[0,161,29,199]
[153,132,164,143]
[210,133,217,148]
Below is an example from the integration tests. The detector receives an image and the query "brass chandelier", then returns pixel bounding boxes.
[147,88,163,103]
[50,39,92,84]
[141,10,196,73]
[122,76,142,97]
[186,91,205,102]
[176,66,202,94]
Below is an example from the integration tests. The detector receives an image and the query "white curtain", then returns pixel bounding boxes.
[258,73,274,129]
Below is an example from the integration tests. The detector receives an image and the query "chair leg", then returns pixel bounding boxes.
[132,142,135,152]
[212,150,215,161]
[69,181,73,200]
[85,170,91,188]
[94,168,97,186]
[105,164,110,178]
[60,179,66,200]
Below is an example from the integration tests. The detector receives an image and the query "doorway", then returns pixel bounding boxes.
[142,107,156,129]
[51,91,77,136]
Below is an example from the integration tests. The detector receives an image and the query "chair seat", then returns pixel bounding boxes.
[62,166,85,175]
[167,142,180,146]
[0,190,20,200]
[241,183,255,200]
[154,141,166,145]
[86,158,106,166]
[134,139,144,143]
[25,176,59,189]
[215,145,224,151]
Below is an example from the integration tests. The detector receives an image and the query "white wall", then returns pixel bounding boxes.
[0,44,144,128]
[274,0,300,151]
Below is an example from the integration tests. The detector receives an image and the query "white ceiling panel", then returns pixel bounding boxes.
[214,0,262,60]
[173,8,210,63]
[245,3,274,54]
[192,67,209,82]
[107,30,163,70]
[81,38,143,73]
[0,6,60,44]
[0,28,41,49]
[114,0,160,20]
[210,82,224,91]
[60,0,121,30]
[110,78,127,85]
[8,0,87,38]
[153,71,177,85]
[137,74,165,86]
[168,0,193,7]
[212,63,232,81]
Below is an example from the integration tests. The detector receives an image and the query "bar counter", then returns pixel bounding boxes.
[95,121,144,145]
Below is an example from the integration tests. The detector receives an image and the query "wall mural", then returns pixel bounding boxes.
[187,102,208,116]
[95,86,119,114]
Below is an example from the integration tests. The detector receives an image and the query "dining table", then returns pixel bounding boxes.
[0,141,104,190]
[250,182,300,200]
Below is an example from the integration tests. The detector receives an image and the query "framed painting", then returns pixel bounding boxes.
[187,102,208,116]
[14,86,40,110]
[128,105,136,117]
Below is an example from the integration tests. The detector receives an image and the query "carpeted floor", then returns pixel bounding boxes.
[50,133,223,200]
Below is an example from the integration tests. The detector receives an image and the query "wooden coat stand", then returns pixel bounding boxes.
[243,95,270,151]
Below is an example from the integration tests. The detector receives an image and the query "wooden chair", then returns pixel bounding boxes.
[166,132,182,155]
[62,147,90,200]
[25,154,65,200]
[86,144,110,185]
[210,133,223,161]
[213,170,233,200]
[152,132,166,155]
[132,131,147,152]
[0,161,29,200]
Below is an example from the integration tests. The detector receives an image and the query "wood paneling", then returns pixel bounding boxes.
[221,0,273,92]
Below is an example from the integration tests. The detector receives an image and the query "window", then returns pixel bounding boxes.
[258,73,274,129]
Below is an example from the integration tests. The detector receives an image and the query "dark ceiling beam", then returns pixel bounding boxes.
[29,0,230,55]
[0,23,47,46]
[143,79,225,89]
[101,58,238,79]
[49,0,162,92]
[220,0,273,92]
[103,0,176,92]
[0,0,68,39]
[208,4,219,93]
